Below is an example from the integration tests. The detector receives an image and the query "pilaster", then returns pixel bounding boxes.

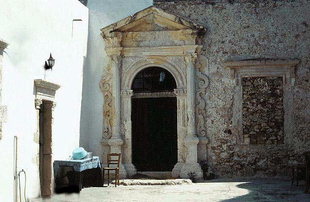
[121,89,136,177]
[108,54,127,178]
[180,54,203,180]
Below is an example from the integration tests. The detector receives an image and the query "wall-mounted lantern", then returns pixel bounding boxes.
[44,53,55,70]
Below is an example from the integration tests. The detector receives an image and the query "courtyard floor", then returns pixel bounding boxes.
[32,178,310,202]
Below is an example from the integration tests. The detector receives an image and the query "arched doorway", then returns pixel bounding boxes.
[131,67,177,171]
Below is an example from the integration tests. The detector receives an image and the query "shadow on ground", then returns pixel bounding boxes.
[211,178,309,202]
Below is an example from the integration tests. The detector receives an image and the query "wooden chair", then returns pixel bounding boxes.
[103,153,121,187]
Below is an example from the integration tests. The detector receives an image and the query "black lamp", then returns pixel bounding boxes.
[44,53,55,70]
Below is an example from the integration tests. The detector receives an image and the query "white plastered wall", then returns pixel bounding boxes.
[80,0,153,157]
[0,0,88,201]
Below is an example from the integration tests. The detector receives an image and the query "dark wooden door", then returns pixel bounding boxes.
[132,97,177,171]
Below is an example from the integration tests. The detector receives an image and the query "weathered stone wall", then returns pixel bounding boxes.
[242,77,284,145]
[155,0,310,177]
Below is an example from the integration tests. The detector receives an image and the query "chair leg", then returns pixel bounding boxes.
[115,171,117,187]
[108,170,110,186]
[118,170,120,186]
[103,169,105,186]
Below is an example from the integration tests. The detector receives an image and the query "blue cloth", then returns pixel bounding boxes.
[53,156,101,176]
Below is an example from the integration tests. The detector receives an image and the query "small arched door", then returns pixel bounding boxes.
[131,67,177,171]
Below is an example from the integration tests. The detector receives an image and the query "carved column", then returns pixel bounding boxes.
[121,89,136,177]
[107,55,127,178]
[172,88,187,178]
[180,54,203,179]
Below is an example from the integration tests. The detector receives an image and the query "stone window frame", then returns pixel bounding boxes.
[0,40,8,140]
[224,59,299,145]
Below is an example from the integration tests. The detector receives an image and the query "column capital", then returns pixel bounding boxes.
[121,89,133,98]
[111,54,122,63]
[35,98,42,109]
[185,53,197,65]
[174,88,187,97]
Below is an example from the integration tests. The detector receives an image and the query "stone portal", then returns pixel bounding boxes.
[100,6,209,179]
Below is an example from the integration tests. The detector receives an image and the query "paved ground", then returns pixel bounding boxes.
[32,178,310,202]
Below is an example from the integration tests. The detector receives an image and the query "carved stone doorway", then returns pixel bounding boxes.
[100,6,208,179]
[131,67,177,171]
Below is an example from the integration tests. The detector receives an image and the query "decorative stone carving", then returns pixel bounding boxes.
[100,62,114,139]
[184,53,197,66]
[196,71,209,137]
[174,88,187,97]
[101,6,206,179]
[195,66,209,162]
[35,98,43,109]
[121,89,133,98]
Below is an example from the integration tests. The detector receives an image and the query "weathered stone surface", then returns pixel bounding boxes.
[242,77,284,145]
[155,0,310,177]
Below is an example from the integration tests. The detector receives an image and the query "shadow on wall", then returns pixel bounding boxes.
[79,0,153,152]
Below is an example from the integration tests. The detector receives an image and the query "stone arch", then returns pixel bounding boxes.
[123,58,186,91]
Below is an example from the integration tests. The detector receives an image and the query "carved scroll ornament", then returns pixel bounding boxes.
[100,62,115,139]
[196,70,209,137]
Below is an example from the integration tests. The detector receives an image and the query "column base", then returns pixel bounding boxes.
[171,162,184,178]
[180,163,203,181]
[124,163,137,177]
[198,136,209,162]
[119,164,127,179]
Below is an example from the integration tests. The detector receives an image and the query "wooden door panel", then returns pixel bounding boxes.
[132,97,177,171]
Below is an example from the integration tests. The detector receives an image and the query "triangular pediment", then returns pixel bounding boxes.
[101,6,205,37]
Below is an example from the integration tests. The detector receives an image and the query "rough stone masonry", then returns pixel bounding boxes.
[154,0,310,177]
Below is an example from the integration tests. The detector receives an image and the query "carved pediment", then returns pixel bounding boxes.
[117,13,188,32]
[101,6,205,37]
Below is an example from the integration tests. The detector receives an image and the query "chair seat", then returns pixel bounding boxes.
[103,167,119,170]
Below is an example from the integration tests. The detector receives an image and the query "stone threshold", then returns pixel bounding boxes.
[135,171,172,179]
[118,179,192,186]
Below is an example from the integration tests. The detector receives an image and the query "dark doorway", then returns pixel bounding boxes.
[131,67,177,171]
[39,100,53,197]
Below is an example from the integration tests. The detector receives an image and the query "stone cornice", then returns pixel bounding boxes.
[34,79,61,101]
[223,59,300,69]
[34,79,61,91]
[106,45,201,56]
[224,59,299,86]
